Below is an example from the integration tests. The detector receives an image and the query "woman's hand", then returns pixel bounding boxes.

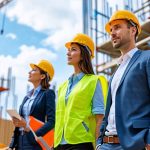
[6,148,12,150]
[12,117,26,128]
[145,144,150,150]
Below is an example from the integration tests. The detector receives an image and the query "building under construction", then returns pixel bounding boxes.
[83,0,150,78]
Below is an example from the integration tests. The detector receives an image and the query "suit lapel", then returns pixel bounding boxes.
[19,96,28,115]
[29,90,44,114]
[118,50,141,88]
[105,76,113,120]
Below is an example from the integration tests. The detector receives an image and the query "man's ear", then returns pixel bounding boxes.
[132,26,137,35]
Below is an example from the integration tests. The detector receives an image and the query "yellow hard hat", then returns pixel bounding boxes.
[105,10,141,35]
[65,33,95,58]
[30,60,54,81]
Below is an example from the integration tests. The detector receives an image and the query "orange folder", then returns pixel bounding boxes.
[29,116,54,150]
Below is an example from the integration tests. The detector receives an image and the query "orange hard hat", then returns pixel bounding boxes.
[105,10,141,35]
[65,33,95,58]
[30,60,54,81]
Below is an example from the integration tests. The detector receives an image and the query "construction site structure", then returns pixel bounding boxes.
[0,0,15,147]
[83,0,150,78]
[0,67,18,118]
[0,85,8,118]
[0,74,13,147]
[0,67,18,146]
[0,0,12,8]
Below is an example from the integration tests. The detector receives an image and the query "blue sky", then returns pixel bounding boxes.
[0,0,82,115]
[0,15,47,56]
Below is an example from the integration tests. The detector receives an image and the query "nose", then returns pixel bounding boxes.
[67,50,71,56]
[110,29,116,39]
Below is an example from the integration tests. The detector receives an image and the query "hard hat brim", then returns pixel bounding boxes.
[105,22,110,33]
[105,20,125,33]
[30,63,37,69]
[65,42,72,49]
[30,61,54,81]
[30,63,46,75]
[65,41,82,49]
[105,19,141,35]
[65,41,94,58]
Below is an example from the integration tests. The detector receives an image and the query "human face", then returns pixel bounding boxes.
[28,66,43,85]
[110,20,133,50]
[67,43,81,66]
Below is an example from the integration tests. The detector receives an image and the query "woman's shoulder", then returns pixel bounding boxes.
[45,88,55,93]
[85,74,99,80]
[41,88,55,95]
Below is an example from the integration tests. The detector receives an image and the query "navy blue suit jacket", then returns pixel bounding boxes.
[100,50,150,150]
[9,88,55,149]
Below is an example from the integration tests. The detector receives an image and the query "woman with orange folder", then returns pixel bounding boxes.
[8,60,55,150]
[54,33,104,150]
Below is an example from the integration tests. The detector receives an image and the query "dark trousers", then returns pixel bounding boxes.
[17,134,42,150]
[54,142,94,150]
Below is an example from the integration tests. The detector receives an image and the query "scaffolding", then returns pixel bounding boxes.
[83,0,150,78]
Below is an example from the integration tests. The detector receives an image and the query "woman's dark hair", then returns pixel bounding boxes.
[38,67,50,89]
[77,43,95,75]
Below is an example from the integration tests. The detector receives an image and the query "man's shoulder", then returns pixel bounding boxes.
[140,49,150,55]
[139,49,150,58]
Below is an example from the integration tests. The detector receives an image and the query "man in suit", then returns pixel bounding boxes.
[96,10,150,150]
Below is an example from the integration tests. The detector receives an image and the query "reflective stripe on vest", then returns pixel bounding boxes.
[54,75,98,147]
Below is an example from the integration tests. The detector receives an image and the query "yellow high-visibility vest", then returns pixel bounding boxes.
[98,75,108,108]
[54,75,98,147]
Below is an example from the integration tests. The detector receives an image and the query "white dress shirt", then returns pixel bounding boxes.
[105,48,138,135]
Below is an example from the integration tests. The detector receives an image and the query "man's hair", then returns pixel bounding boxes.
[126,20,138,41]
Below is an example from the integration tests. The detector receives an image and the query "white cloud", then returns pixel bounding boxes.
[0,0,83,117]
[6,0,82,49]
[0,45,57,113]
[7,0,82,32]
[42,23,81,50]
[5,33,17,40]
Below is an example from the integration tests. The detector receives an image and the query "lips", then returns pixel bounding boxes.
[113,39,117,43]
[67,57,72,60]
[112,37,119,43]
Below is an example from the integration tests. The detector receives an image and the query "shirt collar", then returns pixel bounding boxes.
[117,47,138,65]
[34,85,42,94]
[27,85,42,98]
[69,72,85,82]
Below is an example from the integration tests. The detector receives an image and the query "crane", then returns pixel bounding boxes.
[0,0,13,8]
[0,0,13,34]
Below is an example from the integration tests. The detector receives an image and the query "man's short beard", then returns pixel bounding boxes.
[113,43,121,49]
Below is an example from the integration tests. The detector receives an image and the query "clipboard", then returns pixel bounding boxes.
[29,116,54,150]
[6,109,21,120]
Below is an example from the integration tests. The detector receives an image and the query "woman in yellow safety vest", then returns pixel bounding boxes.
[54,33,104,150]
